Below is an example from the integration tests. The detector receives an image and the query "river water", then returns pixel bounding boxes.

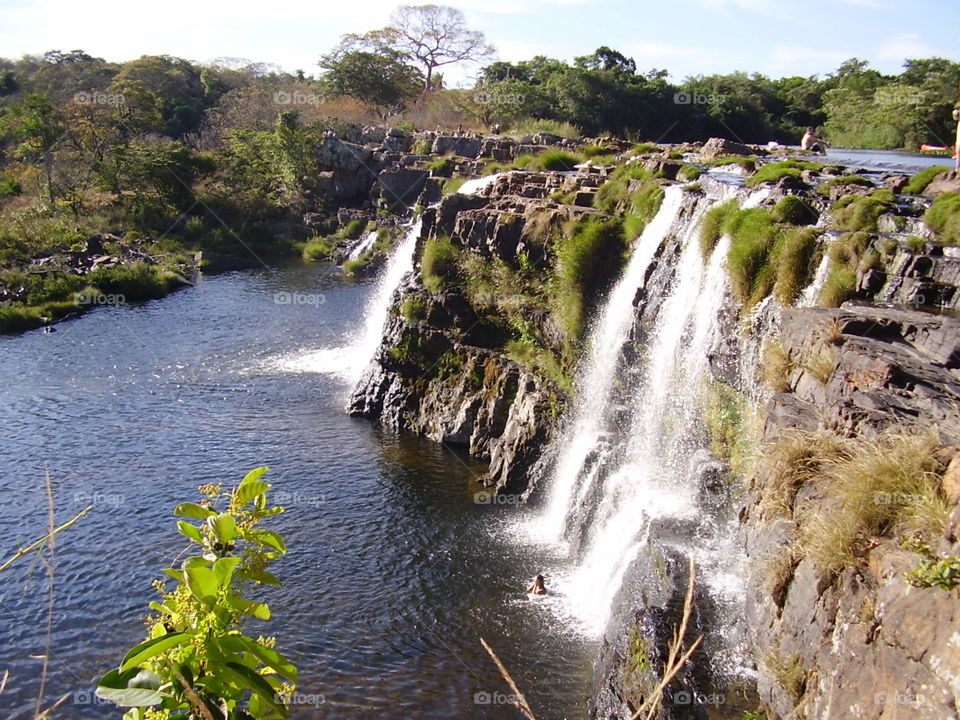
[0,261,593,719]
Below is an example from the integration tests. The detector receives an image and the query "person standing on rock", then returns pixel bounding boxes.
[953,107,960,172]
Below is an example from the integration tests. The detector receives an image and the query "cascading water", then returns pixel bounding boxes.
[458,173,503,196]
[537,185,687,542]
[535,183,773,646]
[347,229,378,260]
[271,217,422,380]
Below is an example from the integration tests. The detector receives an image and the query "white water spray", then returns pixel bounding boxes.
[348,230,378,261]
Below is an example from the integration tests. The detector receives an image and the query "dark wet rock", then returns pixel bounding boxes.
[922,169,960,197]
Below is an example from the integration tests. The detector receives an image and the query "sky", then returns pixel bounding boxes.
[0,0,957,86]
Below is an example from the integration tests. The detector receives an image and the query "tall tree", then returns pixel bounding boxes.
[319,47,423,115]
[341,5,494,92]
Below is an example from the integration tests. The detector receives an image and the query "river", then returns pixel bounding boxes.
[0,260,593,719]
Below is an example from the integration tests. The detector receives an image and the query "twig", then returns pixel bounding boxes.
[632,558,704,720]
[171,666,216,720]
[0,505,93,573]
[0,669,8,694]
[33,470,57,719]
[479,637,538,720]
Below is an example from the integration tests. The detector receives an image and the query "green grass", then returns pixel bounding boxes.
[441,177,466,195]
[815,175,873,197]
[623,182,665,239]
[760,339,794,393]
[829,194,892,232]
[302,236,336,261]
[420,236,461,293]
[771,195,818,225]
[704,380,747,461]
[746,163,802,187]
[818,265,857,307]
[924,192,960,246]
[723,207,781,305]
[593,164,655,214]
[772,227,821,305]
[553,216,626,341]
[699,198,740,256]
[412,139,433,155]
[678,165,702,181]
[631,142,661,154]
[903,165,951,195]
[530,150,583,172]
[87,262,178,301]
[705,155,757,172]
[400,296,427,323]
[424,155,456,177]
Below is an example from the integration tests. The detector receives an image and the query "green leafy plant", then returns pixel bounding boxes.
[95,468,297,719]
[902,536,960,591]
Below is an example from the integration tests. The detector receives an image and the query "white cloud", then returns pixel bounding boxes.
[765,44,849,74]
[877,33,939,61]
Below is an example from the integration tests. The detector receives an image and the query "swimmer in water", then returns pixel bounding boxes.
[526,574,547,595]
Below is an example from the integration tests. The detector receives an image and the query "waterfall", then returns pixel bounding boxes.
[267,217,421,380]
[798,250,831,307]
[458,173,503,196]
[537,185,687,542]
[534,184,776,640]
[348,230,378,261]
[350,217,422,382]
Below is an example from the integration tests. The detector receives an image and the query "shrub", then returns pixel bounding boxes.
[95,469,297,718]
[412,139,433,155]
[924,192,960,246]
[421,236,460,293]
[772,195,818,225]
[509,118,581,138]
[593,164,654,214]
[401,296,427,323]
[903,165,951,195]
[553,217,626,340]
[758,429,846,517]
[88,262,175,301]
[0,177,21,197]
[704,380,746,461]
[800,432,950,573]
[699,198,739,256]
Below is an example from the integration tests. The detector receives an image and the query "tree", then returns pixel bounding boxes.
[319,47,423,115]
[342,5,494,92]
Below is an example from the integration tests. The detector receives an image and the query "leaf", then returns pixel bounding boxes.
[173,502,216,519]
[220,662,286,716]
[208,514,238,544]
[184,565,219,602]
[97,668,164,707]
[226,594,271,620]
[239,637,299,683]
[213,556,240,588]
[240,467,269,486]
[235,567,282,585]
[233,480,270,508]
[177,521,202,544]
[120,633,190,672]
[249,529,286,554]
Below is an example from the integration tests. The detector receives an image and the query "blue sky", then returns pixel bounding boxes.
[0,0,957,85]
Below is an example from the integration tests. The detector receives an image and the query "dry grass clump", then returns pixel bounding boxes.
[799,431,950,573]
[760,338,794,392]
[758,429,847,517]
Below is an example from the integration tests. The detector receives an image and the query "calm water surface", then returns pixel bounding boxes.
[0,261,594,719]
